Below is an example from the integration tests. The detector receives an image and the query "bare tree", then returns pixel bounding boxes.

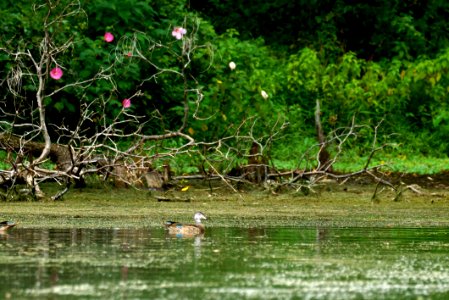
[0,1,114,199]
[0,2,202,199]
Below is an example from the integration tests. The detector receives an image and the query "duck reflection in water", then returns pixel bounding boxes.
[165,212,207,238]
[316,227,330,242]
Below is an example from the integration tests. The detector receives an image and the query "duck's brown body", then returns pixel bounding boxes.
[0,221,16,232]
[165,221,205,235]
[165,212,207,237]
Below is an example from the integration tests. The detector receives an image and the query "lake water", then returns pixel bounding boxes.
[1,227,449,299]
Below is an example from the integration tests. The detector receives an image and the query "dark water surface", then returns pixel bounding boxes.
[1,227,449,299]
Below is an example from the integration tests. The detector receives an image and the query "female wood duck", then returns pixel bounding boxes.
[0,221,16,233]
[165,212,207,236]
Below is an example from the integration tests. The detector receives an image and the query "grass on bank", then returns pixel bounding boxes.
[269,139,449,175]
[334,152,449,175]
[2,143,449,176]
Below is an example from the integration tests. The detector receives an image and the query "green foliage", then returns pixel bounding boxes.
[192,1,449,59]
[191,29,287,142]
[0,150,9,170]
[3,0,449,174]
[285,44,449,157]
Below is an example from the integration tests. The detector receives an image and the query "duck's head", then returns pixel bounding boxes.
[193,212,207,224]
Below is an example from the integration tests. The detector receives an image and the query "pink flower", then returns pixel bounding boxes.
[122,98,131,108]
[50,67,63,80]
[104,32,114,43]
[126,52,132,57]
[172,27,187,40]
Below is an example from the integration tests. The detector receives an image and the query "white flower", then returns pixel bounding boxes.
[229,61,236,70]
[261,90,269,99]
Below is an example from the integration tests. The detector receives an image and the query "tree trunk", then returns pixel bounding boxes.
[315,99,332,171]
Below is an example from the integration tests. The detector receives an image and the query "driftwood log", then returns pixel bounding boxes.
[0,133,73,170]
[0,133,78,198]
